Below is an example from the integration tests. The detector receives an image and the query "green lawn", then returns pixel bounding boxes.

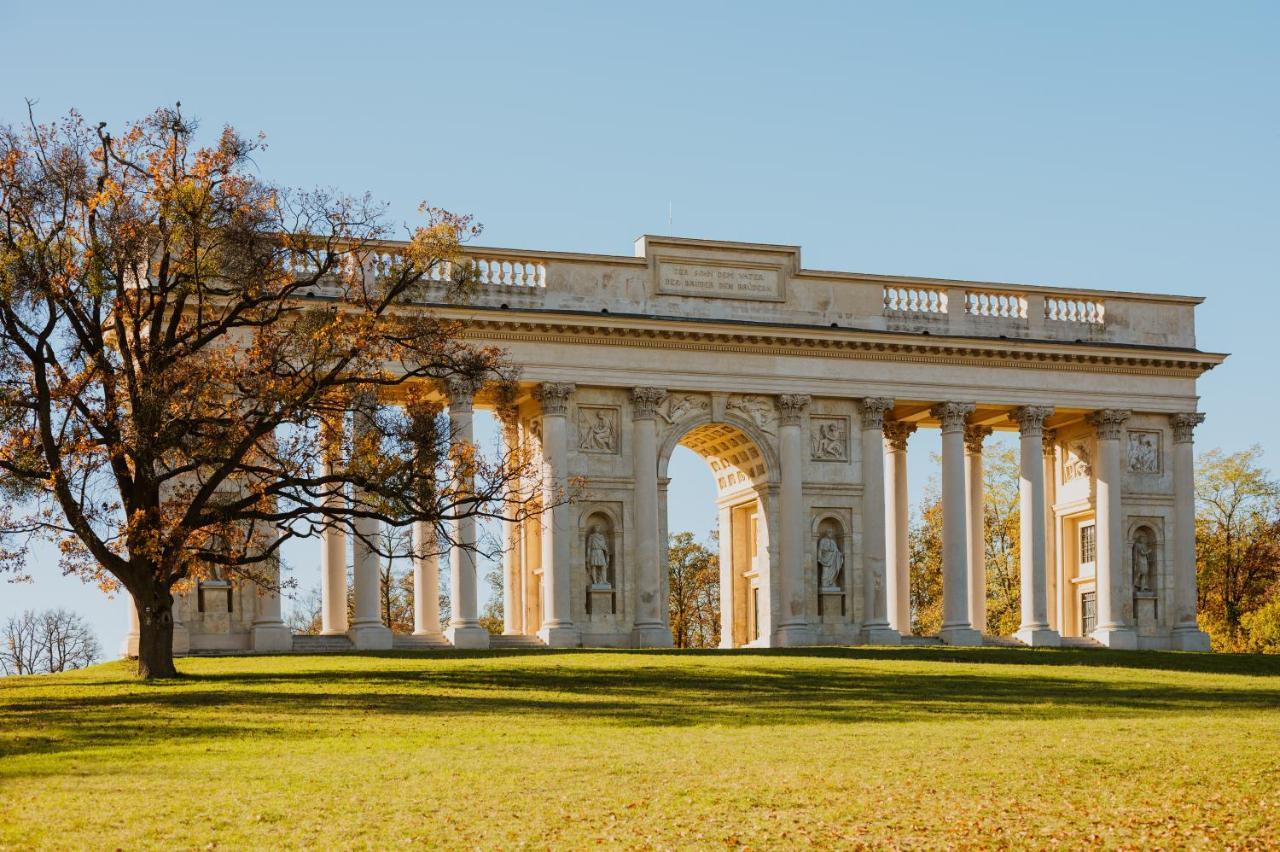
[1,648,1278,849]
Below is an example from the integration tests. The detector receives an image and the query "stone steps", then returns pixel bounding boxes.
[291,635,354,653]
[489,634,546,650]
[982,635,1027,648]
[900,635,944,646]
[1060,636,1103,649]
[391,634,453,651]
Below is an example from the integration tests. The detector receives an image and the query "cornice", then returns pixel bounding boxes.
[449,313,1224,378]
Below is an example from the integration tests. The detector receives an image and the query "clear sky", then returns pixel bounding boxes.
[2,1,1276,655]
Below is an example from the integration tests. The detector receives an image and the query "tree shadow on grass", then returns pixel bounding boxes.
[3,651,1278,764]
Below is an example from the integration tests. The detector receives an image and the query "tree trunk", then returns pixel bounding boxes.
[134,585,179,679]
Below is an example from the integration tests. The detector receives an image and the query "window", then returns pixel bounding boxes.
[1081,591,1097,635]
[1080,524,1097,564]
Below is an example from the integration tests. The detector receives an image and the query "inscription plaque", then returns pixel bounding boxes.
[656,260,783,301]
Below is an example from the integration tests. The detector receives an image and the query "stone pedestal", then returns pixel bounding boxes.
[348,623,394,650]
[251,622,293,653]
[1170,628,1211,652]
[1135,593,1159,637]
[539,625,583,647]
[939,625,984,646]
[588,585,615,620]
[445,625,490,650]
[818,591,845,624]
[1014,626,1061,647]
[1091,625,1137,649]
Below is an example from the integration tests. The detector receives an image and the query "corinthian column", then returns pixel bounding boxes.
[1012,406,1060,646]
[1043,430,1059,631]
[444,377,489,649]
[411,520,442,637]
[534,382,579,647]
[775,393,814,646]
[883,420,916,634]
[1088,409,1136,649]
[860,398,900,644]
[963,423,992,634]
[498,404,524,636]
[319,416,349,636]
[1170,412,1211,651]
[932,402,982,645]
[631,387,673,647]
[348,389,393,650]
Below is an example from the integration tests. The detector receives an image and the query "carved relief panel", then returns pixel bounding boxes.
[1127,430,1162,474]
[576,406,619,454]
[725,394,777,434]
[1063,439,1092,483]
[810,415,849,462]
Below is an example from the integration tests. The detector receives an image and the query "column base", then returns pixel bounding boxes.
[630,624,674,648]
[320,626,349,637]
[861,625,903,646]
[538,625,581,648]
[772,624,816,647]
[1090,626,1137,650]
[251,622,293,653]
[172,623,191,655]
[1014,626,1061,647]
[445,625,491,650]
[347,622,394,650]
[412,628,446,640]
[121,632,140,658]
[1170,629,1211,652]
[938,625,984,646]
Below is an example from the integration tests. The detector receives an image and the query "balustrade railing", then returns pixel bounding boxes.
[965,290,1027,319]
[883,285,948,315]
[283,245,547,289]
[1045,296,1105,324]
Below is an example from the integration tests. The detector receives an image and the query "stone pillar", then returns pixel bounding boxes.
[717,504,735,648]
[534,382,579,647]
[963,424,992,634]
[933,402,982,645]
[319,416,349,636]
[773,394,814,646]
[1043,430,1059,632]
[631,387,673,646]
[251,530,294,652]
[1088,409,1136,649]
[1170,413,1211,651]
[860,398,899,644]
[348,389,393,650]
[412,520,442,637]
[498,406,524,636]
[1012,406,1060,646]
[444,378,489,649]
[883,421,916,634]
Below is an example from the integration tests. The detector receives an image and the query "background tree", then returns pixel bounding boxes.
[1196,446,1280,650]
[285,585,324,635]
[2,608,100,675]
[377,526,413,634]
[668,531,719,648]
[908,482,944,635]
[0,105,539,677]
[479,565,504,635]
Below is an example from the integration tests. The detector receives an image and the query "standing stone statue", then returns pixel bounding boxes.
[1132,532,1156,592]
[586,525,611,587]
[817,531,843,591]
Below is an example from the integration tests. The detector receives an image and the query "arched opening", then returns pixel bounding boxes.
[659,417,777,648]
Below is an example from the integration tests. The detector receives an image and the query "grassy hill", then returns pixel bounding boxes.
[2,647,1278,848]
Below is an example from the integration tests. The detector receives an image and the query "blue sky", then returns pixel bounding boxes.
[2,1,1276,654]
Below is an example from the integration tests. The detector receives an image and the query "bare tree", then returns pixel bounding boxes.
[668,531,720,648]
[2,608,100,674]
[0,104,543,677]
[285,585,324,635]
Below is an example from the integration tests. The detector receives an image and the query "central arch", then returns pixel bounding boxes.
[658,414,780,648]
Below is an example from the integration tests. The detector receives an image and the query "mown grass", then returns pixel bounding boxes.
[1,647,1278,849]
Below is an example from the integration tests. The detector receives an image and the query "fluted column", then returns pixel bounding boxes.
[1088,409,1136,649]
[498,405,524,636]
[631,387,673,646]
[933,402,982,645]
[860,398,899,644]
[319,416,349,635]
[774,393,814,646]
[1170,413,1211,651]
[412,520,442,637]
[1012,406,1059,646]
[444,377,489,649]
[348,389,393,649]
[1043,430,1059,632]
[535,382,579,647]
[963,424,992,634]
[883,421,916,634]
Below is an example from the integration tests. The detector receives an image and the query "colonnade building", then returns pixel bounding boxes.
[132,236,1225,654]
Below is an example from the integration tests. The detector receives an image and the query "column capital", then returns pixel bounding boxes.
[1010,405,1055,437]
[930,402,976,434]
[860,397,895,429]
[883,420,917,452]
[1042,428,1058,457]
[533,382,575,417]
[443,376,484,412]
[631,387,668,420]
[777,393,811,426]
[1169,412,1206,444]
[963,424,993,454]
[1087,409,1131,441]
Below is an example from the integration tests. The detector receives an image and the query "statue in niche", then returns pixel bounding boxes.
[817,530,844,591]
[577,408,617,453]
[586,525,611,588]
[1132,528,1157,593]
